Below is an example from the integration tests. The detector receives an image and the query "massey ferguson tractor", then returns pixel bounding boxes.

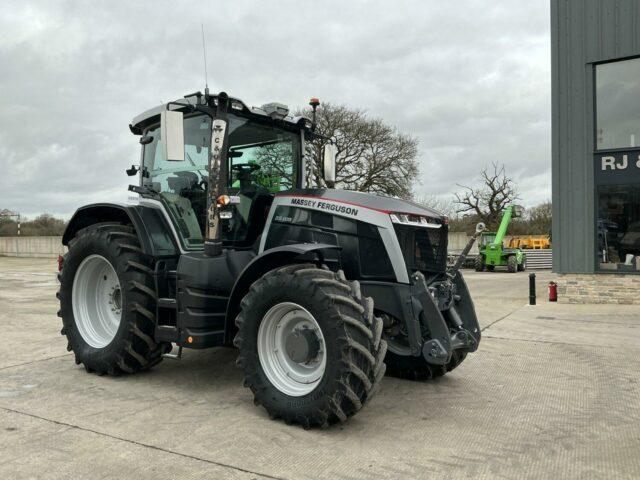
[57,91,484,428]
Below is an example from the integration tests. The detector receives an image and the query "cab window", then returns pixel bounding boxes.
[142,115,211,249]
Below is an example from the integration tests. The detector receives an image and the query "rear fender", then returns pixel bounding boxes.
[62,203,178,257]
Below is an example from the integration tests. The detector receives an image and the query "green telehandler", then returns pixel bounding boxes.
[475,205,526,273]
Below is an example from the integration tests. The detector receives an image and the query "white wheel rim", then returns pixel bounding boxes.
[257,302,327,397]
[72,254,122,348]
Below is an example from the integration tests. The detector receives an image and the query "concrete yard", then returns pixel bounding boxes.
[1,257,639,479]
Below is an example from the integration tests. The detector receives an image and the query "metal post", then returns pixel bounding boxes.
[529,273,536,305]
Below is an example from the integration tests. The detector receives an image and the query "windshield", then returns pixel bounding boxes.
[480,234,497,246]
[142,113,302,249]
[228,116,300,193]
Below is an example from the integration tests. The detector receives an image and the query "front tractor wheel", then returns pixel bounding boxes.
[57,224,170,375]
[234,264,386,428]
[474,255,485,272]
[507,255,518,273]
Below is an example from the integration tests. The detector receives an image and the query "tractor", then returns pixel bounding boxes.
[475,205,526,273]
[57,90,484,428]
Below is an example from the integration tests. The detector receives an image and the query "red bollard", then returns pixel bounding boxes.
[548,281,558,302]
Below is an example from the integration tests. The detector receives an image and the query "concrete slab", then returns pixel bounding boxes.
[1,257,639,479]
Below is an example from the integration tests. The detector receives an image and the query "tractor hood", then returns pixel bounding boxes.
[279,189,446,220]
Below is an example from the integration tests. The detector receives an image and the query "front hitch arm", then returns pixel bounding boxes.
[447,222,486,280]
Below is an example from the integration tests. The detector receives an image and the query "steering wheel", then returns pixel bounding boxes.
[232,163,261,174]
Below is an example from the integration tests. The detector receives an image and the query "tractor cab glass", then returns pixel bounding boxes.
[142,115,212,249]
[223,116,301,247]
[142,113,302,250]
[480,233,496,246]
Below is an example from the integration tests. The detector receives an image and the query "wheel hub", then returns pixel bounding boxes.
[72,254,122,348]
[285,327,321,364]
[257,302,327,397]
[110,286,122,314]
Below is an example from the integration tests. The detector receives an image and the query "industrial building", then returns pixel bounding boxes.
[552,0,640,302]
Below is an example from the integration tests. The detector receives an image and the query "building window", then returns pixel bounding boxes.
[596,57,640,150]
[597,184,640,272]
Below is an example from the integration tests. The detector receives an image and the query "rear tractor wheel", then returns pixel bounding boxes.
[57,223,170,375]
[507,255,518,273]
[518,255,527,272]
[234,264,386,428]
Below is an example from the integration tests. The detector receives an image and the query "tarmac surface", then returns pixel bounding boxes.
[1,257,639,479]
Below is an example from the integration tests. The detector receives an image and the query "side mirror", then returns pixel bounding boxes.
[160,110,185,162]
[475,222,486,234]
[323,144,337,187]
[126,165,139,177]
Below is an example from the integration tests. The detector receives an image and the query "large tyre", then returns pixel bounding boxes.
[385,349,467,381]
[57,223,170,375]
[518,254,527,272]
[474,255,485,272]
[507,255,517,273]
[383,312,467,381]
[234,264,386,428]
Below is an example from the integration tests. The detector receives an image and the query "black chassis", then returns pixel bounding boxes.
[360,271,480,365]
[63,202,481,365]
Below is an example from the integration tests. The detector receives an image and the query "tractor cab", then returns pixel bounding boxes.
[131,94,313,252]
[479,232,497,247]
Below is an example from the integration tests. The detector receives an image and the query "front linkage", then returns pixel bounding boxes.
[409,222,486,366]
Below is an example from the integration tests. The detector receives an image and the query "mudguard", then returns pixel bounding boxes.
[224,243,341,343]
[62,203,178,257]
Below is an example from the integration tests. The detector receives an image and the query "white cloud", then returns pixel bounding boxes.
[0,0,551,217]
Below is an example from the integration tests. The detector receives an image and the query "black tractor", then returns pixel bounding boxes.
[57,91,483,428]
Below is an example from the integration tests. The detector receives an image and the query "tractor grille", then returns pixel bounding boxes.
[394,223,449,274]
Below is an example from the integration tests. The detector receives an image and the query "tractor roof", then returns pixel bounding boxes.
[129,93,310,135]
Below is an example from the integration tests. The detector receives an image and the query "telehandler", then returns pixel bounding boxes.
[57,91,484,427]
[475,205,526,273]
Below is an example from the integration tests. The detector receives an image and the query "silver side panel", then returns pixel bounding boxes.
[377,225,410,284]
[260,195,410,284]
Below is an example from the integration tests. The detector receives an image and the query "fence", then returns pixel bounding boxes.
[0,236,65,258]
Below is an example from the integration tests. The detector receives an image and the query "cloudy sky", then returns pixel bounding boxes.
[0,1,550,218]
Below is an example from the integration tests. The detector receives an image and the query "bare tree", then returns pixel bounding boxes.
[413,194,456,217]
[454,163,519,229]
[300,104,419,198]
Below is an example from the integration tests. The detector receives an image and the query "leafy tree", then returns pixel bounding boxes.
[300,104,419,198]
[526,201,552,235]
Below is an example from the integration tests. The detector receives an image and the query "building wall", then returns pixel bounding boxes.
[551,0,640,273]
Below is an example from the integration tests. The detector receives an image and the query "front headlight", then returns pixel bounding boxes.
[389,213,444,229]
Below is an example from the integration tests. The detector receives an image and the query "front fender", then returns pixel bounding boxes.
[223,243,341,343]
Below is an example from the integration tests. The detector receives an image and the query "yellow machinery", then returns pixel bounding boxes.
[508,235,551,250]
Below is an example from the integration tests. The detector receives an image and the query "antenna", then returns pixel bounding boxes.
[201,24,209,96]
